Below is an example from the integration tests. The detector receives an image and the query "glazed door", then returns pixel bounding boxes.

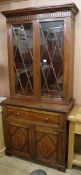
[8,18,69,102]
[34,125,62,165]
[39,20,64,99]
[11,22,34,96]
[5,122,32,158]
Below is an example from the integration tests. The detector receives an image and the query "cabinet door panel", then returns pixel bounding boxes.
[34,125,62,165]
[39,20,64,99]
[5,122,32,158]
[12,23,34,96]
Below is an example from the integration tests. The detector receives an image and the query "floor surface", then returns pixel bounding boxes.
[0,155,81,175]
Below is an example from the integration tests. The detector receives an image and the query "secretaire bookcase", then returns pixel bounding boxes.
[1,3,78,171]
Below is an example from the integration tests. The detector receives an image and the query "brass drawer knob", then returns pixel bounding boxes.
[44,117,49,121]
[45,117,49,120]
[16,112,20,116]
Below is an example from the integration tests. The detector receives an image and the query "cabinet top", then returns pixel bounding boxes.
[68,105,81,122]
[2,3,78,18]
[1,97,74,114]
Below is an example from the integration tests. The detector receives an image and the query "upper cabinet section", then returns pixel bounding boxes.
[2,4,78,104]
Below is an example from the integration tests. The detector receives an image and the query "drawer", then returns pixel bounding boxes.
[75,123,81,134]
[7,106,65,130]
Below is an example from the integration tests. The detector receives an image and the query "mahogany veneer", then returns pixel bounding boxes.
[2,3,78,171]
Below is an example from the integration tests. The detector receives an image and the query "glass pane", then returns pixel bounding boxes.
[12,23,33,96]
[40,21,64,99]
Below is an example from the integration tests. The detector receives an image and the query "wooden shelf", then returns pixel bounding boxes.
[68,106,81,169]
[73,154,81,166]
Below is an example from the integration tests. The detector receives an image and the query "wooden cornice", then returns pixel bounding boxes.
[2,3,79,19]
[0,0,19,1]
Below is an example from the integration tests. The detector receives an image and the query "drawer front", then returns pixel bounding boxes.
[7,106,65,130]
[75,123,81,134]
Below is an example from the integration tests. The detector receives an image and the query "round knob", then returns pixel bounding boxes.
[16,112,20,116]
[45,117,49,121]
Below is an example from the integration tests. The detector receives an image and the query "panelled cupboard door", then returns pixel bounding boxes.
[5,122,32,158]
[34,125,64,166]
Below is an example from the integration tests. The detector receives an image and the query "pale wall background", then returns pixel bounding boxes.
[0,0,81,104]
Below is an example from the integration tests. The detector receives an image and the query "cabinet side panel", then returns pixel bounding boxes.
[7,24,15,96]
[68,17,75,101]
[63,16,75,102]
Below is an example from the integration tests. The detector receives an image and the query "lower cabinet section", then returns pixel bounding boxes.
[3,106,67,171]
